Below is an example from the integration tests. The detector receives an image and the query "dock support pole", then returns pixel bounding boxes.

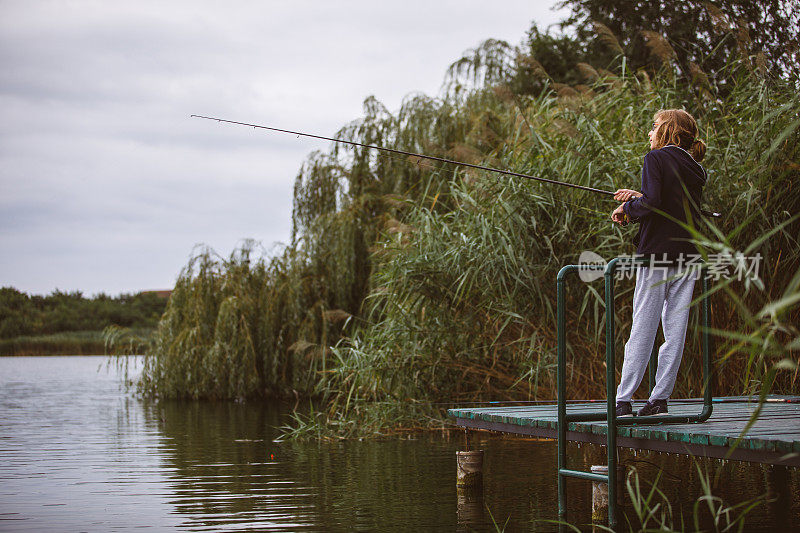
[456,470,485,529]
[591,464,625,523]
[590,465,609,522]
[456,431,484,528]
[456,450,484,489]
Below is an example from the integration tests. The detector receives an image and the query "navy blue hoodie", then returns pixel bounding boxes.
[622,145,706,259]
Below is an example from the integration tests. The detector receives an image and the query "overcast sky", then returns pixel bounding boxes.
[1,0,566,296]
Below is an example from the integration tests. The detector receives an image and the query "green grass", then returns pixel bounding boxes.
[1,329,154,356]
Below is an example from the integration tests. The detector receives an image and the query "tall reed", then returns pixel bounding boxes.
[299,55,797,433]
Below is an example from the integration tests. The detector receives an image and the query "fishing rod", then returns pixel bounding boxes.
[191,114,722,219]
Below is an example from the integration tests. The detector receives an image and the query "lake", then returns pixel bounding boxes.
[0,356,796,531]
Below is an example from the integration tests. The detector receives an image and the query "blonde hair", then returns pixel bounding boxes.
[653,109,706,161]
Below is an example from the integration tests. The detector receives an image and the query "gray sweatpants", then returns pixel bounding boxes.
[616,265,698,403]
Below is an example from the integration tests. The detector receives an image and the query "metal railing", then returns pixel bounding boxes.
[556,257,713,528]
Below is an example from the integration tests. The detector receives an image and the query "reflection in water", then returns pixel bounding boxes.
[0,356,797,531]
[148,400,319,530]
[0,356,182,530]
[456,487,485,530]
[149,400,501,530]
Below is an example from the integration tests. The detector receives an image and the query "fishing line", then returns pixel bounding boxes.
[191,114,722,218]
[193,115,613,194]
[262,121,608,222]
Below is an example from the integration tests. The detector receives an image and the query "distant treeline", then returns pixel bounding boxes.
[0,288,168,354]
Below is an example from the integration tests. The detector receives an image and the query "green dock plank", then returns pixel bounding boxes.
[449,395,800,463]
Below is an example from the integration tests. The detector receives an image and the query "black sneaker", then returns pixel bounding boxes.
[637,399,668,416]
[615,401,633,417]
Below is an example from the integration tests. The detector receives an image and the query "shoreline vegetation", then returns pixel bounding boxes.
[0,288,165,356]
[1,330,107,356]
[106,1,799,444]
[0,329,154,356]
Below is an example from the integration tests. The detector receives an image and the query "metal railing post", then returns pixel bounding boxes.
[604,257,620,529]
[554,257,712,529]
[701,266,713,417]
[556,267,568,519]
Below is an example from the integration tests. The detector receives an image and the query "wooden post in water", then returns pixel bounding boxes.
[456,450,484,488]
[457,429,484,489]
[590,465,609,522]
[456,431,484,528]
[591,464,625,523]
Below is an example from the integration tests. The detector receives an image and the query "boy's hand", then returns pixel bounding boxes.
[611,203,628,225]
[614,189,642,202]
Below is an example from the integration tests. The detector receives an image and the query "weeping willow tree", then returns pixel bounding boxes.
[112,10,799,433]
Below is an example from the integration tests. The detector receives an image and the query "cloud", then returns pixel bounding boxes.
[0,0,565,295]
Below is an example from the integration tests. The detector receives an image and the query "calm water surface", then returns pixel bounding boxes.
[0,356,797,531]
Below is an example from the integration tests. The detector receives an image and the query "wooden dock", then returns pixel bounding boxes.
[449,396,800,467]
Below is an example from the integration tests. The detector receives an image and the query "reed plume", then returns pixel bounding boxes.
[641,30,676,63]
[593,21,623,54]
[576,62,599,83]
[705,2,730,34]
